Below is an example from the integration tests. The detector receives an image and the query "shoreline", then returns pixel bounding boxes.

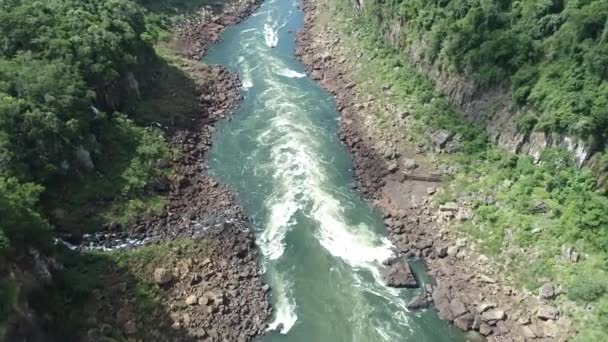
[77,1,272,341]
[294,0,571,341]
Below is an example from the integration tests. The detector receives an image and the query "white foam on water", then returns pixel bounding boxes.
[241,41,411,339]
[311,196,394,268]
[267,272,298,334]
[277,68,307,78]
[259,193,298,260]
[242,79,253,89]
[264,23,279,48]
[251,10,267,17]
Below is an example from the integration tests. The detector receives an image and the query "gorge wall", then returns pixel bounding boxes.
[351,0,602,167]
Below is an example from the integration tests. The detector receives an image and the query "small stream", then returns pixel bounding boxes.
[205,0,464,340]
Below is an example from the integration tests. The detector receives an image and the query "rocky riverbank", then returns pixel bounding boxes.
[295,0,572,341]
[68,1,272,341]
[172,0,262,59]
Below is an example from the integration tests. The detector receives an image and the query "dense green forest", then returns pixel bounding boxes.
[0,0,194,336]
[0,0,173,255]
[366,0,608,143]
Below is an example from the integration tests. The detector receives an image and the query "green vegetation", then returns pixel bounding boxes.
[0,280,16,338]
[361,0,608,142]
[33,239,200,340]
[0,0,226,337]
[328,0,608,338]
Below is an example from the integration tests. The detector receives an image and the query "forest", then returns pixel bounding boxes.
[0,0,172,256]
[368,0,608,143]
[0,1,178,336]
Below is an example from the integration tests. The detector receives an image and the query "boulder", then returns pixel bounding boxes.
[520,325,538,339]
[537,306,559,320]
[478,302,495,313]
[456,207,473,221]
[449,299,467,317]
[402,158,418,170]
[496,320,510,335]
[382,262,418,288]
[432,287,450,306]
[439,202,459,212]
[387,162,399,173]
[539,282,557,300]
[154,268,173,285]
[436,301,455,321]
[406,294,429,310]
[479,323,492,336]
[454,313,474,331]
[436,246,448,258]
[446,246,459,257]
[482,309,506,322]
[431,129,453,148]
[186,294,198,306]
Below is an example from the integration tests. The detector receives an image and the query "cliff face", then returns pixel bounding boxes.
[361,7,595,167]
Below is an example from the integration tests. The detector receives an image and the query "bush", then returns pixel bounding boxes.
[568,274,608,303]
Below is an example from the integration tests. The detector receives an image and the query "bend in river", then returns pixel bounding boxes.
[205,0,464,340]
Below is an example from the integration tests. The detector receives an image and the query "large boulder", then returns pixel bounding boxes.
[539,282,557,300]
[153,268,173,285]
[406,294,429,310]
[449,298,467,317]
[431,129,453,148]
[454,313,474,331]
[482,309,506,322]
[537,306,559,320]
[382,261,418,288]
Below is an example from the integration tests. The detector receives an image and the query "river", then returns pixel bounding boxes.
[205,0,464,341]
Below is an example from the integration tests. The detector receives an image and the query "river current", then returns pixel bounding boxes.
[205,0,463,341]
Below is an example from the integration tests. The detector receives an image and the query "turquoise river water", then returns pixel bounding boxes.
[205,0,464,341]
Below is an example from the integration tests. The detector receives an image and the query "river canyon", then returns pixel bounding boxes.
[205,0,463,340]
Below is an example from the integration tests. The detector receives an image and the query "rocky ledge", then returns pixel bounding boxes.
[295,0,572,341]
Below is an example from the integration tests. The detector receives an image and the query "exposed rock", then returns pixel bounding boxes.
[456,207,473,221]
[431,130,453,148]
[185,295,198,306]
[496,320,510,335]
[436,246,448,258]
[154,268,173,285]
[446,246,459,257]
[520,325,537,339]
[479,323,492,336]
[454,313,474,331]
[402,158,418,170]
[436,301,455,321]
[439,202,459,212]
[449,298,467,317]
[387,162,399,173]
[432,287,450,306]
[478,302,495,313]
[479,274,497,284]
[539,282,557,300]
[382,262,418,288]
[537,306,559,320]
[406,294,429,310]
[482,309,506,321]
